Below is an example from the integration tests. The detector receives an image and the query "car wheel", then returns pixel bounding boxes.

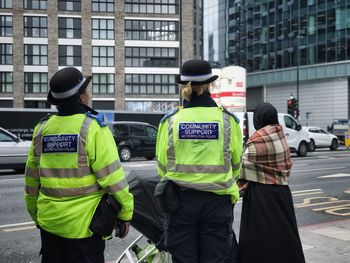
[309,139,316,152]
[330,139,338,151]
[119,147,131,162]
[145,155,155,160]
[297,142,308,157]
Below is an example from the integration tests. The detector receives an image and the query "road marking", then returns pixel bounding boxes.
[0,222,34,229]
[293,164,307,167]
[3,226,36,232]
[295,196,343,208]
[293,191,323,197]
[0,178,23,183]
[302,244,315,250]
[313,203,350,212]
[317,173,350,179]
[293,167,346,173]
[291,189,323,194]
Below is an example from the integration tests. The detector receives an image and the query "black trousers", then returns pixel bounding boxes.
[166,189,237,263]
[40,229,105,263]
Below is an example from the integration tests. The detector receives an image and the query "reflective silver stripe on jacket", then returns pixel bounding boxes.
[168,177,234,191]
[231,156,242,171]
[78,117,93,167]
[166,112,232,175]
[33,120,48,163]
[107,178,129,194]
[41,184,100,197]
[95,160,122,179]
[40,167,92,178]
[156,158,167,173]
[25,185,39,196]
[25,167,39,179]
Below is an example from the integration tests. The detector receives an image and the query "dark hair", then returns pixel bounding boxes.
[253,102,279,130]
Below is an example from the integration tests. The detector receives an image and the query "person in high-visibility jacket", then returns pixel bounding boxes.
[156,59,242,263]
[24,67,133,263]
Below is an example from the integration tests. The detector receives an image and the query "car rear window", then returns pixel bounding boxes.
[130,125,146,136]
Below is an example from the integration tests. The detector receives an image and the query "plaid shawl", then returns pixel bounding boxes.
[239,124,292,185]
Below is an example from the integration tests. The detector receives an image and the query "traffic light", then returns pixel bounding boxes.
[287,98,295,116]
[287,97,299,119]
[293,99,299,119]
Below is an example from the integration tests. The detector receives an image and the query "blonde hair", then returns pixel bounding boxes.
[181,83,210,101]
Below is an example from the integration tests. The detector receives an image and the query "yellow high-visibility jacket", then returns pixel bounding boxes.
[156,107,242,203]
[24,113,134,239]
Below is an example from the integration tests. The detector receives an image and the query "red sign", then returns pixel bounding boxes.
[236,82,243,87]
[211,93,220,99]
[220,91,246,97]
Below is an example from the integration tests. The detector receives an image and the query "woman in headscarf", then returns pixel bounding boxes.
[238,102,305,263]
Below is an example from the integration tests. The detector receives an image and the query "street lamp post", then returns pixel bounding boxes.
[297,36,300,104]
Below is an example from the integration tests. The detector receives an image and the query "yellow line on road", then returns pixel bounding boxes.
[3,226,36,232]
[293,191,323,197]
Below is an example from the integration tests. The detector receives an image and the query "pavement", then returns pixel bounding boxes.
[299,219,350,263]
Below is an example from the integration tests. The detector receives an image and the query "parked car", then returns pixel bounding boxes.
[0,127,31,172]
[234,112,311,157]
[108,121,158,162]
[302,126,338,151]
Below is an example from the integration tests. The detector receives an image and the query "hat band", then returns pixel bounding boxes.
[51,77,86,99]
[180,73,213,82]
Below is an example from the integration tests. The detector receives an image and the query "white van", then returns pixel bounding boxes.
[233,112,310,157]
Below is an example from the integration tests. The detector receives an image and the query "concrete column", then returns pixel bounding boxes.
[81,0,92,107]
[181,0,195,63]
[12,0,24,107]
[115,0,125,110]
[47,1,58,87]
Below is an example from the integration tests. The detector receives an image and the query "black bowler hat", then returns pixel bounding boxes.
[47,67,92,105]
[176,59,218,85]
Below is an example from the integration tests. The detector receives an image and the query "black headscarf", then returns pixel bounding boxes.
[253,102,279,130]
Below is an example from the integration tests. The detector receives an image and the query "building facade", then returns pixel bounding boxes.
[203,0,350,129]
[0,0,199,112]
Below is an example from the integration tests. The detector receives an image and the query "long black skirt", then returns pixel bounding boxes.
[238,182,305,263]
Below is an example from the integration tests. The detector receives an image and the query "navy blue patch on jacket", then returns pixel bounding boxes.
[179,122,219,140]
[42,134,79,153]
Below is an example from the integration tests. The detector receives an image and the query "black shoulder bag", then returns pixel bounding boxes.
[89,193,121,237]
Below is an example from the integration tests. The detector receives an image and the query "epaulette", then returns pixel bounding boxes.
[40,113,53,123]
[160,108,179,123]
[221,107,240,124]
[86,111,107,127]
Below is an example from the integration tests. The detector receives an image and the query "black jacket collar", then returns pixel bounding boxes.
[57,103,98,116]
[183,92,218,108]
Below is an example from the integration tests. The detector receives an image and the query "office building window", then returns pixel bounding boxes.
[0,44,12,65]
[125,74,177,94]
[0,0,12,8]
[58,0,81,11]
[92,100,114,110]
[24,72,48,93]
[24,44,48,65]
[24,100,50,108]
[125,0,179,14]
[92,18,114,39]
[24,0,47,10]
[126,101,178,112]
[92,46,114,67]
[59,45,81,66]
[92,0,114,12]
[0,72,12,93]
[125,20,178,41]
[24,16,47,38]
[58,17,81,39]
[0,15,12,37]
[92,73,114,94]
[125,47,178,67]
